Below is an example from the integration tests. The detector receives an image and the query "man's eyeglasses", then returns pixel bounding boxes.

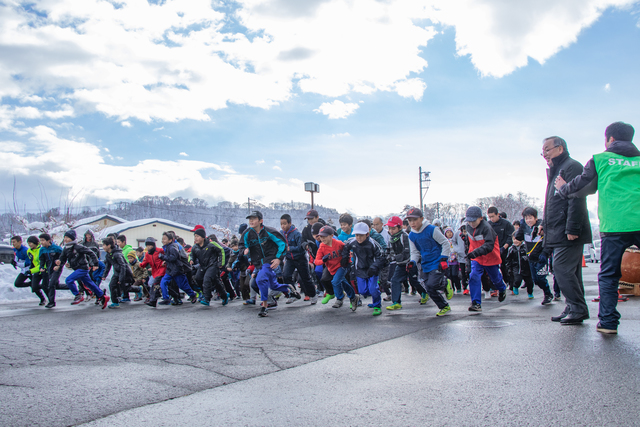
[540,145,560,157]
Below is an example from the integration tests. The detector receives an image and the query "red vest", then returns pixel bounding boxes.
[469,227,502,266]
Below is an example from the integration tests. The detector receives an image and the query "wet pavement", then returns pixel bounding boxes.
[1,264,639,427]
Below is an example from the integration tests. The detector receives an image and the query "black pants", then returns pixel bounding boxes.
[283,257,315,297]
[197,266,227,302]
[15,272,46,299]
[220,271,237,298]
[513,273,534,294]
[109,276,132,304]
[421,269,448,309]
[460,263,469,290]
[239,273,251,300]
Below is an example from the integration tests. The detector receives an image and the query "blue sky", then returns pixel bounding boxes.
[0,0,639,216]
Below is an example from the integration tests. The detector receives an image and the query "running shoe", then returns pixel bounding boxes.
[484,291,492,299]
[310,295,318,305]
[490,291,498,297]
[71,294,84,305]
[436,305,451,316]
[304,295,310,301]
[100,295,110,310]
[222,293,230,306]
[267,300,278,309]
[108,303,120,309]
[553,294,562,301]
[445,279,454,300]
[332,298,343,308]
[145,300,157,308]
[419,293,429,305]
[513,288,519,296]
[158,299,171,305]
[244,298,256,305]
[498,289,506,302]
[468,303,482,312]
[349,295,359,312]
[596,322,617,334]
[528,293,534,299]
[463,289,469,295]
[386,303,402,310]
[200,300,210,306]
[288,285,302,300]
[190,294,199,304]
[541,294,553,305]
[383,295,392,301]
[372,307,382,316]
[121,298,131,303]
[321,294,334,304]
[258,307,268,317]
[45,302,56,309]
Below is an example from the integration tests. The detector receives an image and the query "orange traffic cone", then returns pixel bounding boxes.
[582,255,586,267]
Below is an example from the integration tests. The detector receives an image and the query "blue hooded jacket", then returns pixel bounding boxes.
[281,224,305,260]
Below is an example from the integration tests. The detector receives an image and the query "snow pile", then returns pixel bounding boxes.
[0,263,76,304]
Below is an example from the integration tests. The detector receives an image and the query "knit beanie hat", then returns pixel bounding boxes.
[64,229,77,240]
[194,228,207,238]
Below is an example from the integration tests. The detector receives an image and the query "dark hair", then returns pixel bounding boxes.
[499,212,507,219]
[487,207,499,215]
[402,219,409,226]
[522,207,538,218]
[605,121,634,142]
[106,233,118,240]
[103,237,116,248]
[27,236,39,245]
[162,231,174,241]
[221,238,229,244]
[10,235,22,243]
[512,220,520,227]
[116,235,126,243]
[360,218,372,228]
[39,233,52,241]
[543,136,568,154]
[339,213,353,226]
[280,214,292,224]
[135,247,144,253]
[209,234,220,243]
[176,237,186,246]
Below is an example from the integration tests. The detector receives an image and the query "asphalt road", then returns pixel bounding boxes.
[1,263,639,427]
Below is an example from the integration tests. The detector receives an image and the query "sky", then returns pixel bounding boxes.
[0,0,639,217]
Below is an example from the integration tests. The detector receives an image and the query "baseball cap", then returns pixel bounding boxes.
[405,207,423,219]
[465,206,483,222]
[191,224,205,232]
[318,226,334,237]
[305,209,319,219]
[385,216,403,228]
[353,222,369,235]
[311,222,324,235]
[246,210,263,220]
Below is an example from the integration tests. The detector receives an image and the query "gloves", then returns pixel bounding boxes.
[467,251,477,260]
[340,256,349,268]
[367,267,379,277]
[406,261,416,273]
[322,254,330,263]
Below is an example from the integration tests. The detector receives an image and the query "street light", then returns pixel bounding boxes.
[304,182,320,209]
[419,167,431,212]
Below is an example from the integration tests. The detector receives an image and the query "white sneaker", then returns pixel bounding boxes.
[310,295,318,305]
[484,291,492,299]
[286,296,297,304]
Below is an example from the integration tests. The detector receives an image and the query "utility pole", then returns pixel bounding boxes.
[419,167,431,212]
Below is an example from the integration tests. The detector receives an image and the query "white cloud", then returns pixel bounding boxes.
[273,165,282,171]
[275,160,281,164]
[394,78,427,101]
[121,121,132,128]
[179,152,188,157]
[604,83,611,92]
[314,100,359,119]
[162,135,172,139]
[153,126,164,131]
[428,0,637,78]
[331,132,351,138]
[256,159,265,165]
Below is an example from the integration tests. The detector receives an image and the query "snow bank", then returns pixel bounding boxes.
[0,263,79,304]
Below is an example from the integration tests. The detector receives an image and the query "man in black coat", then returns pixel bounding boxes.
[541,136,592,325]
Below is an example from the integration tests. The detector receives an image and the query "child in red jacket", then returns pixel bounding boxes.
[315,226,359,311]
[140,237,166,307]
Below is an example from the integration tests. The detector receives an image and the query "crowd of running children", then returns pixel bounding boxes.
[9,205,561,317]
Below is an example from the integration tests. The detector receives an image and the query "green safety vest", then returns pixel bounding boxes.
[593,152,640,233]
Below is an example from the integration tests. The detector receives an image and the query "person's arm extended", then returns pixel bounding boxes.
[557,157,598,198]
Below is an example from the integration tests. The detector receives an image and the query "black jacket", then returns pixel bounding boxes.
[238,225,286,266]
[343,237,384,279]
[506,244,531,277]
[542,151,592,249]
[388,231,411,266]
[103,247,133,283]
[515,219,545,259]
[489,217,514,248]
[301,219,335,257]
[59,242,98,271]
[159,242,187,277]
[191,241,223,271]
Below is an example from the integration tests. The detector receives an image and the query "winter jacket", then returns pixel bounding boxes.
[140,247,166,278]
[281,225,306,260]
[506,244,532,277]
[159,242,188,277]
[515,219,545,259]
[409,220,450,273]
[82,230,100,252]
[302,219,335,256]
[39,243,63,272]
[369,229,387,250]
[388,230,411,266]
[238,225,286,266]
[59,242,99,271]
[465,219,502,266]
[130,260,149,282]
[13,245,30,274]
[337,228,355,242]
[93,260,105,280]
[103,247,133,284]
[542,151,592,248]
[488,217,514,248]
[121,244,133,259]
[557,140,640,234]
[343,236,384,278]
[314,238,346,275]
[27,245,41,274]
[451,230,467,263]
[191,240,224,271]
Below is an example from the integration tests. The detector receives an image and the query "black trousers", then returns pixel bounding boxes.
[197,266,227,302]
